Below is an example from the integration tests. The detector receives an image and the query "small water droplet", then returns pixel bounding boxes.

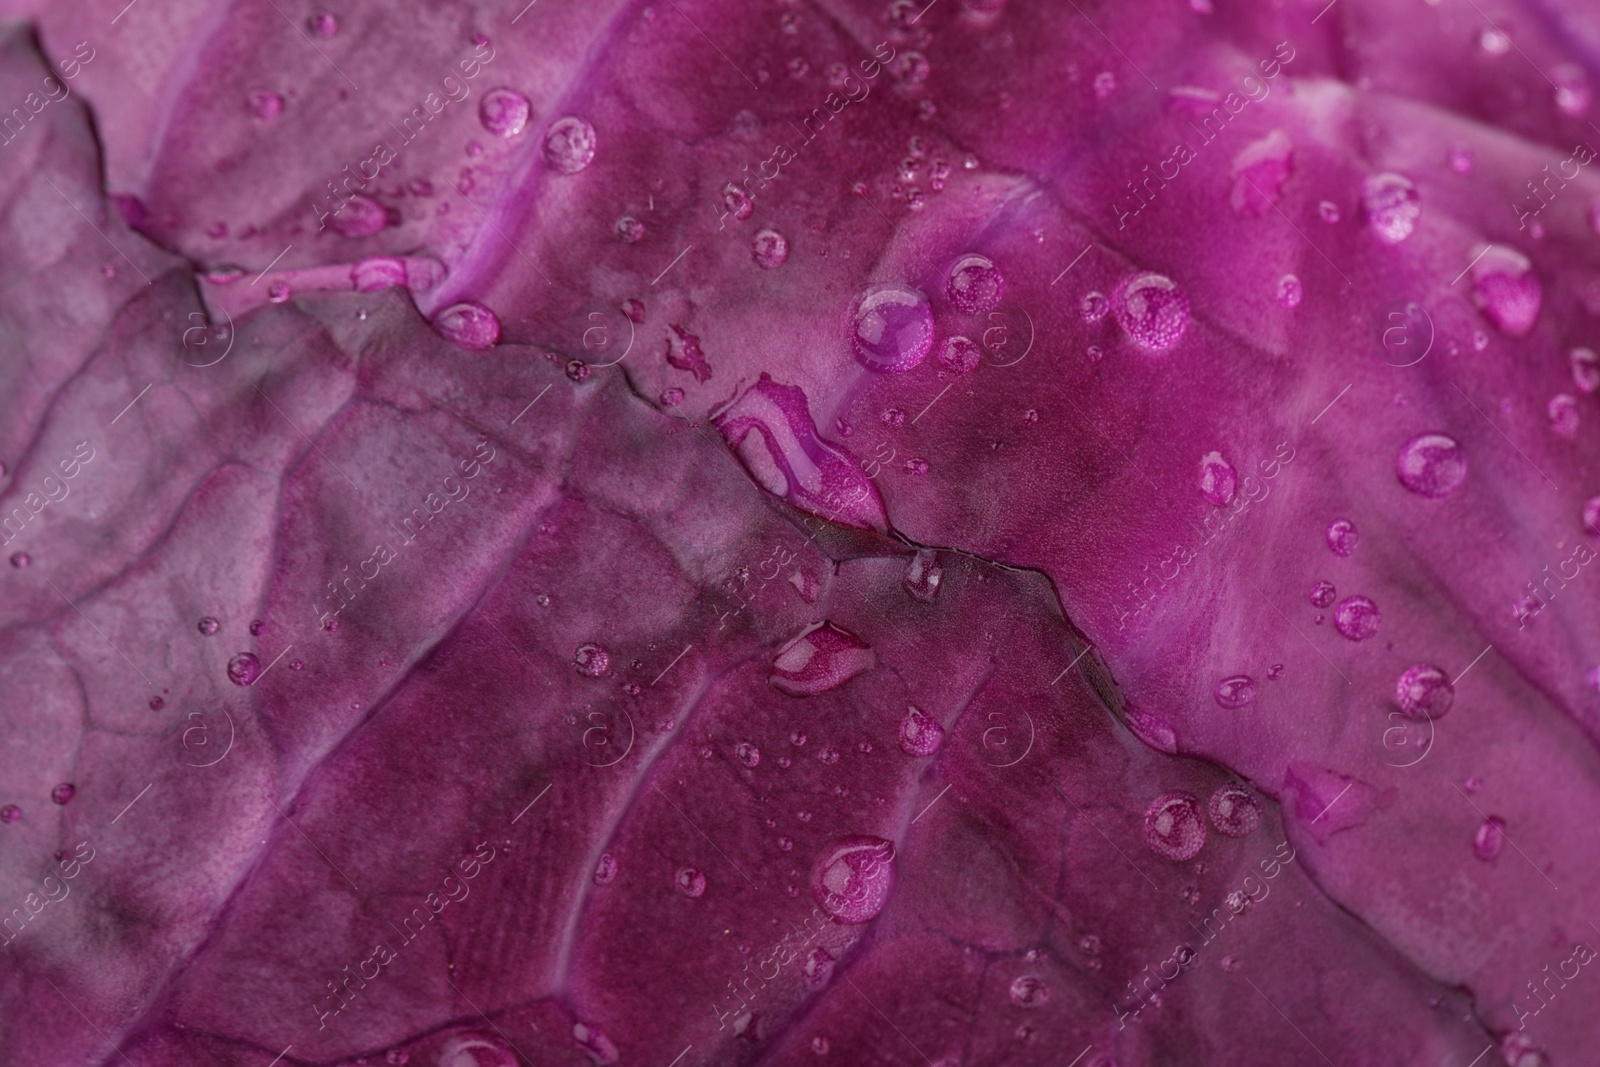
[227,653,261,686]
[811,836,896,922]
[1079,291,1109,322]
[289,659,304,670]
[810,1036,829,1055]
[1473,816,1505,860]
[307,11,338,36]
[594,853,618,884]
[1361,172,1421,243]
[1334,595,1381,641]
[1266,663,1285,680]
[0,805,19,824]
[432,301,501,350]
[903,549,943,601]
[1479,27,1510,53]
[946,254,1004,316]
[198,616,220,635]
[266,282,292,304]
[1548,394,1579,438]
[903,457,929,475]
[1326,518,1358,557]
[1219,954,1240,971]
[1008,975,1050,1008]
[149,696,165,710]
[792,732,808,746]
[850,285,934,372]
[899,706,945,756]
[327,194,389,238]
[937,335,981,373]
[1554,64,1591,115]
[574,644,610,676]
[892,51,930,83]
[478,86,532,138]
[1448,144,1476,174]
[1275,273,1303,309]
[660,387,684,407]
[1207,783,1262,837]
[1318,200,1341,223]
[1570,347,1600,393]
[1112,272,1189,351]
[248,90,284,120]
[1144,792,1206,860]
[1197,451,1236,506]
[9,552,29,569]
[1396,664,1454,719]
[1469,244,1541,336]
[803,946,834,985]
[1396,432,1467,498]
[817,746,840,765]
[1093,70,1116,98]
[615,215,645,243]
[735,741,761,768]
[675,867,707,897]
[752,228,789,269]
[543,116,597,174]
[50,783,75,805]
[1214,675,1257,709]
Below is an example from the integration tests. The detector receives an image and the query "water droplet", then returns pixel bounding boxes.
[1473,816,1505,860]
[438,1037,516,1067]
[227,653,261,686]
[566,359,591,382]
[810,1036,829,1055]
[817,746,840,765]
[1125,704,1178,753]
[574,643,610,677]
[1276,273,1303,309]
[735,742,761,768]
[770,623,875,695]
[615,215,645,243]
[1086,345,1103,362]
[1333,595,1381,641]
[811,836,896,923]
[892,51,930,83]
[1548,394,1579,438]
[881,408,907,428]
[327,194,389,238]
[477,87,532,138]
[660,387,684,407]
[1266,662,1285,681]
[1448,144,1476,174]
[946,254,1004,316]
[1570,347,1600,393]
[903,457,929,475]
[9,552,29,569]
[1112,272,1189,351]
[0,805,19,824]
[850,284,934,372]
[432,301,501,350]
[1469,244,1541,336]
[149,696,165,710]
[1395,664,1454,720]
[1093,70,1117,98]
[385,1048,410,1065]
[803,946,835,985]
[1396,432,1467,498]
[675,867,707,897]
[752,228,789,268]
[899,706,945,756]
[590,853,618,884]
[903,549,943,601]
[1144,792,1206,860]
[543,116,597,173]
[1008,975,1050,1008]
[792,732,808,746]
[1554,64,1591,115]
[937,335,981,373]
[289,659,304,670]
[248,90,284,120]
[266,282,292,304]
[1080,291,1109,322]
[1360,172,1421,243]
[1318,200,1340,223]
[50,783,75,805]
[307,11,338,36]
[1219,954,1240,971]
[535,594,552,608]
[1326,518,1358,557]
[197,616,220,635]
[1214,675,1257,709]
[721,183,754,221]
[351,256,407,292]
[1208,784,1262,837]
[1197,451,1236,506]
[1480,27,1510,52]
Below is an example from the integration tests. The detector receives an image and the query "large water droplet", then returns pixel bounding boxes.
[1008,975,1050,1008]
[849,285,934,372]
[899,706,945,756]
[478,87,532,138]
[946,254,1003,315]
[1396,432,1466,498]
[1570,347,1600,393]
[1197,451,1236,506]
[1361,172,1420,243]
[1473,815,1505,860]
[1326,518,1358,557]
[1333,595,1381,641]
[811,836,896,923]
[574,643,610,677]
[227,652,261,686]
[903,549,942,601]
[1469,245,1541,336]
[752,228,789,269]
[1207,784,1261,837]
[770,623,875,695]
[1213,675,1257,709]
[1143,792,1206,860]
[1395,664,1453,720]
[1112,272,1188,351]
[543,116,597,173]
[675,867,707,897]
[432,302,501,350]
